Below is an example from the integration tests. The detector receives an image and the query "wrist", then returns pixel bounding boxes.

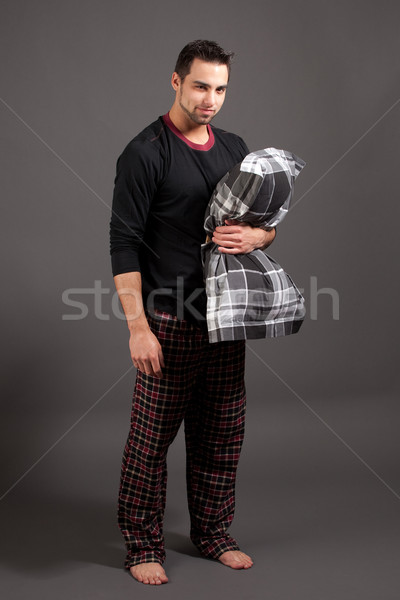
[255,228,270,250]
[127,311,149,334]
[258,227,276,249]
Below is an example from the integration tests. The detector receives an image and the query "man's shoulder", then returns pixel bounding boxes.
[123,117,166,149]
[210,124,249,154]
[118,117,168,166]
[131,117,166,143]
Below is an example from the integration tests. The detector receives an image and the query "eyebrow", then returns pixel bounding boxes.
[193,80,228,90]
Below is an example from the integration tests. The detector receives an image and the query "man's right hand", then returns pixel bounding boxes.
[113,272,165,378]
[129,327,165,378]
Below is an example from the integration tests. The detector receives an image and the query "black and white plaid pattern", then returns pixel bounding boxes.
[202,148,306,343]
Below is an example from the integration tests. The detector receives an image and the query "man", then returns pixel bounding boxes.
[110,40,276,585]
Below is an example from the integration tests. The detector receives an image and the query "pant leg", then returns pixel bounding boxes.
[118,311,200,569]
[184,338,247,559]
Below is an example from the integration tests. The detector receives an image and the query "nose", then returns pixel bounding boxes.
[204,89,216,107]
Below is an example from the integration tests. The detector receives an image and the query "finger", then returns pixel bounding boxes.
[215,226,242,234]
[135,360,144,373]
[212,233,241,244]
[217,246,242,254]
[214,225,241,234]
[150,355,163,379]
[136,356,162,378]
[213,238,241,247]
[141,358,154,376]
[159,348,165,369]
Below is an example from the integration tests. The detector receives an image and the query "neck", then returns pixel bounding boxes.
[168,105,209,145]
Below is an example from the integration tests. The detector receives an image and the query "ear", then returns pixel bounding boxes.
[171,71,181,91]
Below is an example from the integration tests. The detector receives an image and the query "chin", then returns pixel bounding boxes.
[193,114,214,125]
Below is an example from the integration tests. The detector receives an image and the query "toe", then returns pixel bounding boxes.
[218,550,254,570]
[154,569,167,584]
[129,562,168,585]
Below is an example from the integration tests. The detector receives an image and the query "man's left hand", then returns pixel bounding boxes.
[212,219,276,254]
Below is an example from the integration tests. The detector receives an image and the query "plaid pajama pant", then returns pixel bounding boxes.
[118,309,247,569]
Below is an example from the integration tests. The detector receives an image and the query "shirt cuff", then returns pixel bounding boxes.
[111,250,141,276]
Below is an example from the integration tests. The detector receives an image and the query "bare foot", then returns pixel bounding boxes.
[218,550,253,570]
[129,562,169,585]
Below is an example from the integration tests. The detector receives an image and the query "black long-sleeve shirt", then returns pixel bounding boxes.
[110,113,248,323]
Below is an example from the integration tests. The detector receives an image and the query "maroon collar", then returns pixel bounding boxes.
[163,112,215,151]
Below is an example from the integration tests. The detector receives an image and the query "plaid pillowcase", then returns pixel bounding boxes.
[202,148,306,343]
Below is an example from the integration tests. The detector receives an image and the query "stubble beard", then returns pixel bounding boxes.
[179,99,216,125]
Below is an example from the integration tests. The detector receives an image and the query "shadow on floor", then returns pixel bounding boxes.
[0,490,204,577]
[0,489,124,576]
[164,531,200,558]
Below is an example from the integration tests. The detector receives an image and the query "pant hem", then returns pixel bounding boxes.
[125,551,165,570]
[191,535,241,561]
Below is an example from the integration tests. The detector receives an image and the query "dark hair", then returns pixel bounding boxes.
[174,40,234,81]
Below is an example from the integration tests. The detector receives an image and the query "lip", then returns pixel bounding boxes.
[198,108,214,113]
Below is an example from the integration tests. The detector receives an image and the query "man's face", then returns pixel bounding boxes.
[173,58,229,125]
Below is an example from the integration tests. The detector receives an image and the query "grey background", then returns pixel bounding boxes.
[1,0,399,598]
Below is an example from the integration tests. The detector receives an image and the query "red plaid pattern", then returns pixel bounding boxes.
[118,310,246,568]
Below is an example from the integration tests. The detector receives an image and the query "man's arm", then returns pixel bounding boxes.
[212,220,276,254]
[114,272,164,378]
[110,137,167,378]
